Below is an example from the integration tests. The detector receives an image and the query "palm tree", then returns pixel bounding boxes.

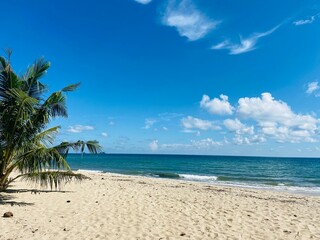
[0,51,101,191]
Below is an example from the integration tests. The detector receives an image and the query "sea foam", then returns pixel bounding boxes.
[180,174,218,181]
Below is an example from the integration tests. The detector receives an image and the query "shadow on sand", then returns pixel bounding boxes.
[0,193,34,206]
[0,189,74,206]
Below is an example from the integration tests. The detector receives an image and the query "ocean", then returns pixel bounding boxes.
[66,154,320,195]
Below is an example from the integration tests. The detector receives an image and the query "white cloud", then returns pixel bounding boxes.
[306,81,320,95]
[293,14,318,26]
[67,125,94,133]
[149,140,159,151]
[200,94,234,115]
[161,138,223,150]
[233,134,266,145]
[181,116,220,130]
[223,118,254,135]
[250,135,266,144]
[212,25,280,55]
[101,132,108,137]
[223,119,265,145]
[134,0,152,4]
[238,93,295,123]
[190,138,222,148]
[144,119,157,129]
[211,40,229,50]
[162,0,219,41]
[237,93,319,143]
[196,92,320,144]
[233,135,250,145]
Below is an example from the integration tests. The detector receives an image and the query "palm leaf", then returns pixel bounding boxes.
[43,91,67,118]
[54,140,102,157]
[16,146,71,174]
[22,58,49,99]
[21,171,89,190]
[61,83,80,92]
[0,56,7,72]
[35,126,60,146]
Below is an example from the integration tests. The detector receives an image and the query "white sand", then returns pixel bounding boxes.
[1,172,320,240]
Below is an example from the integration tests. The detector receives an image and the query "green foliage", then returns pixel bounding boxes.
[0,53,101,191]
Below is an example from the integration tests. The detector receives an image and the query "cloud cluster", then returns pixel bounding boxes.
[237,93,319,143]
[233,135,266,145]
[144,91,319,151]
[200,94,234,115]
[67,125,94,133]
[162,0,218,41]
[237,93,292,121]
[223,118,254,135]
[152,91,319,151]
[199,92,319,144]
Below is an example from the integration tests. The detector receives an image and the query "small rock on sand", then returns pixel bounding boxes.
[3,212,13,218]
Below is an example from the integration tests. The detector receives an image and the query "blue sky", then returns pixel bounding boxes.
[1,0,320,156]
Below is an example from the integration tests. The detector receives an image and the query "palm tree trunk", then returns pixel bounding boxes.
[0,174,9,191]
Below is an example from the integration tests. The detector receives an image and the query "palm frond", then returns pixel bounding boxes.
[43,91,67,118]
[85,140,102,154]
[54,140,102,157]
[61,83,80,92]
[24,79,46,99]
[22,58,49,99]
[0,69,22,100]
[7,88,38,111]
[0,89,38,149]
[35,126,60,146]
[21,171,89,190]
[23,58,50,82]
[0,56,7,72]
[17,146,71,174]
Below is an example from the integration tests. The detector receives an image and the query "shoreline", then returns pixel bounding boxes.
[75,169,320,197]
[1,171,320,239]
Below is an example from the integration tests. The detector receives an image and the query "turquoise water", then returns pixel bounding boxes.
[66,154,320,195]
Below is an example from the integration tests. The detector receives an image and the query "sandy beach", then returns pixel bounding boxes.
[1,172,320,240]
